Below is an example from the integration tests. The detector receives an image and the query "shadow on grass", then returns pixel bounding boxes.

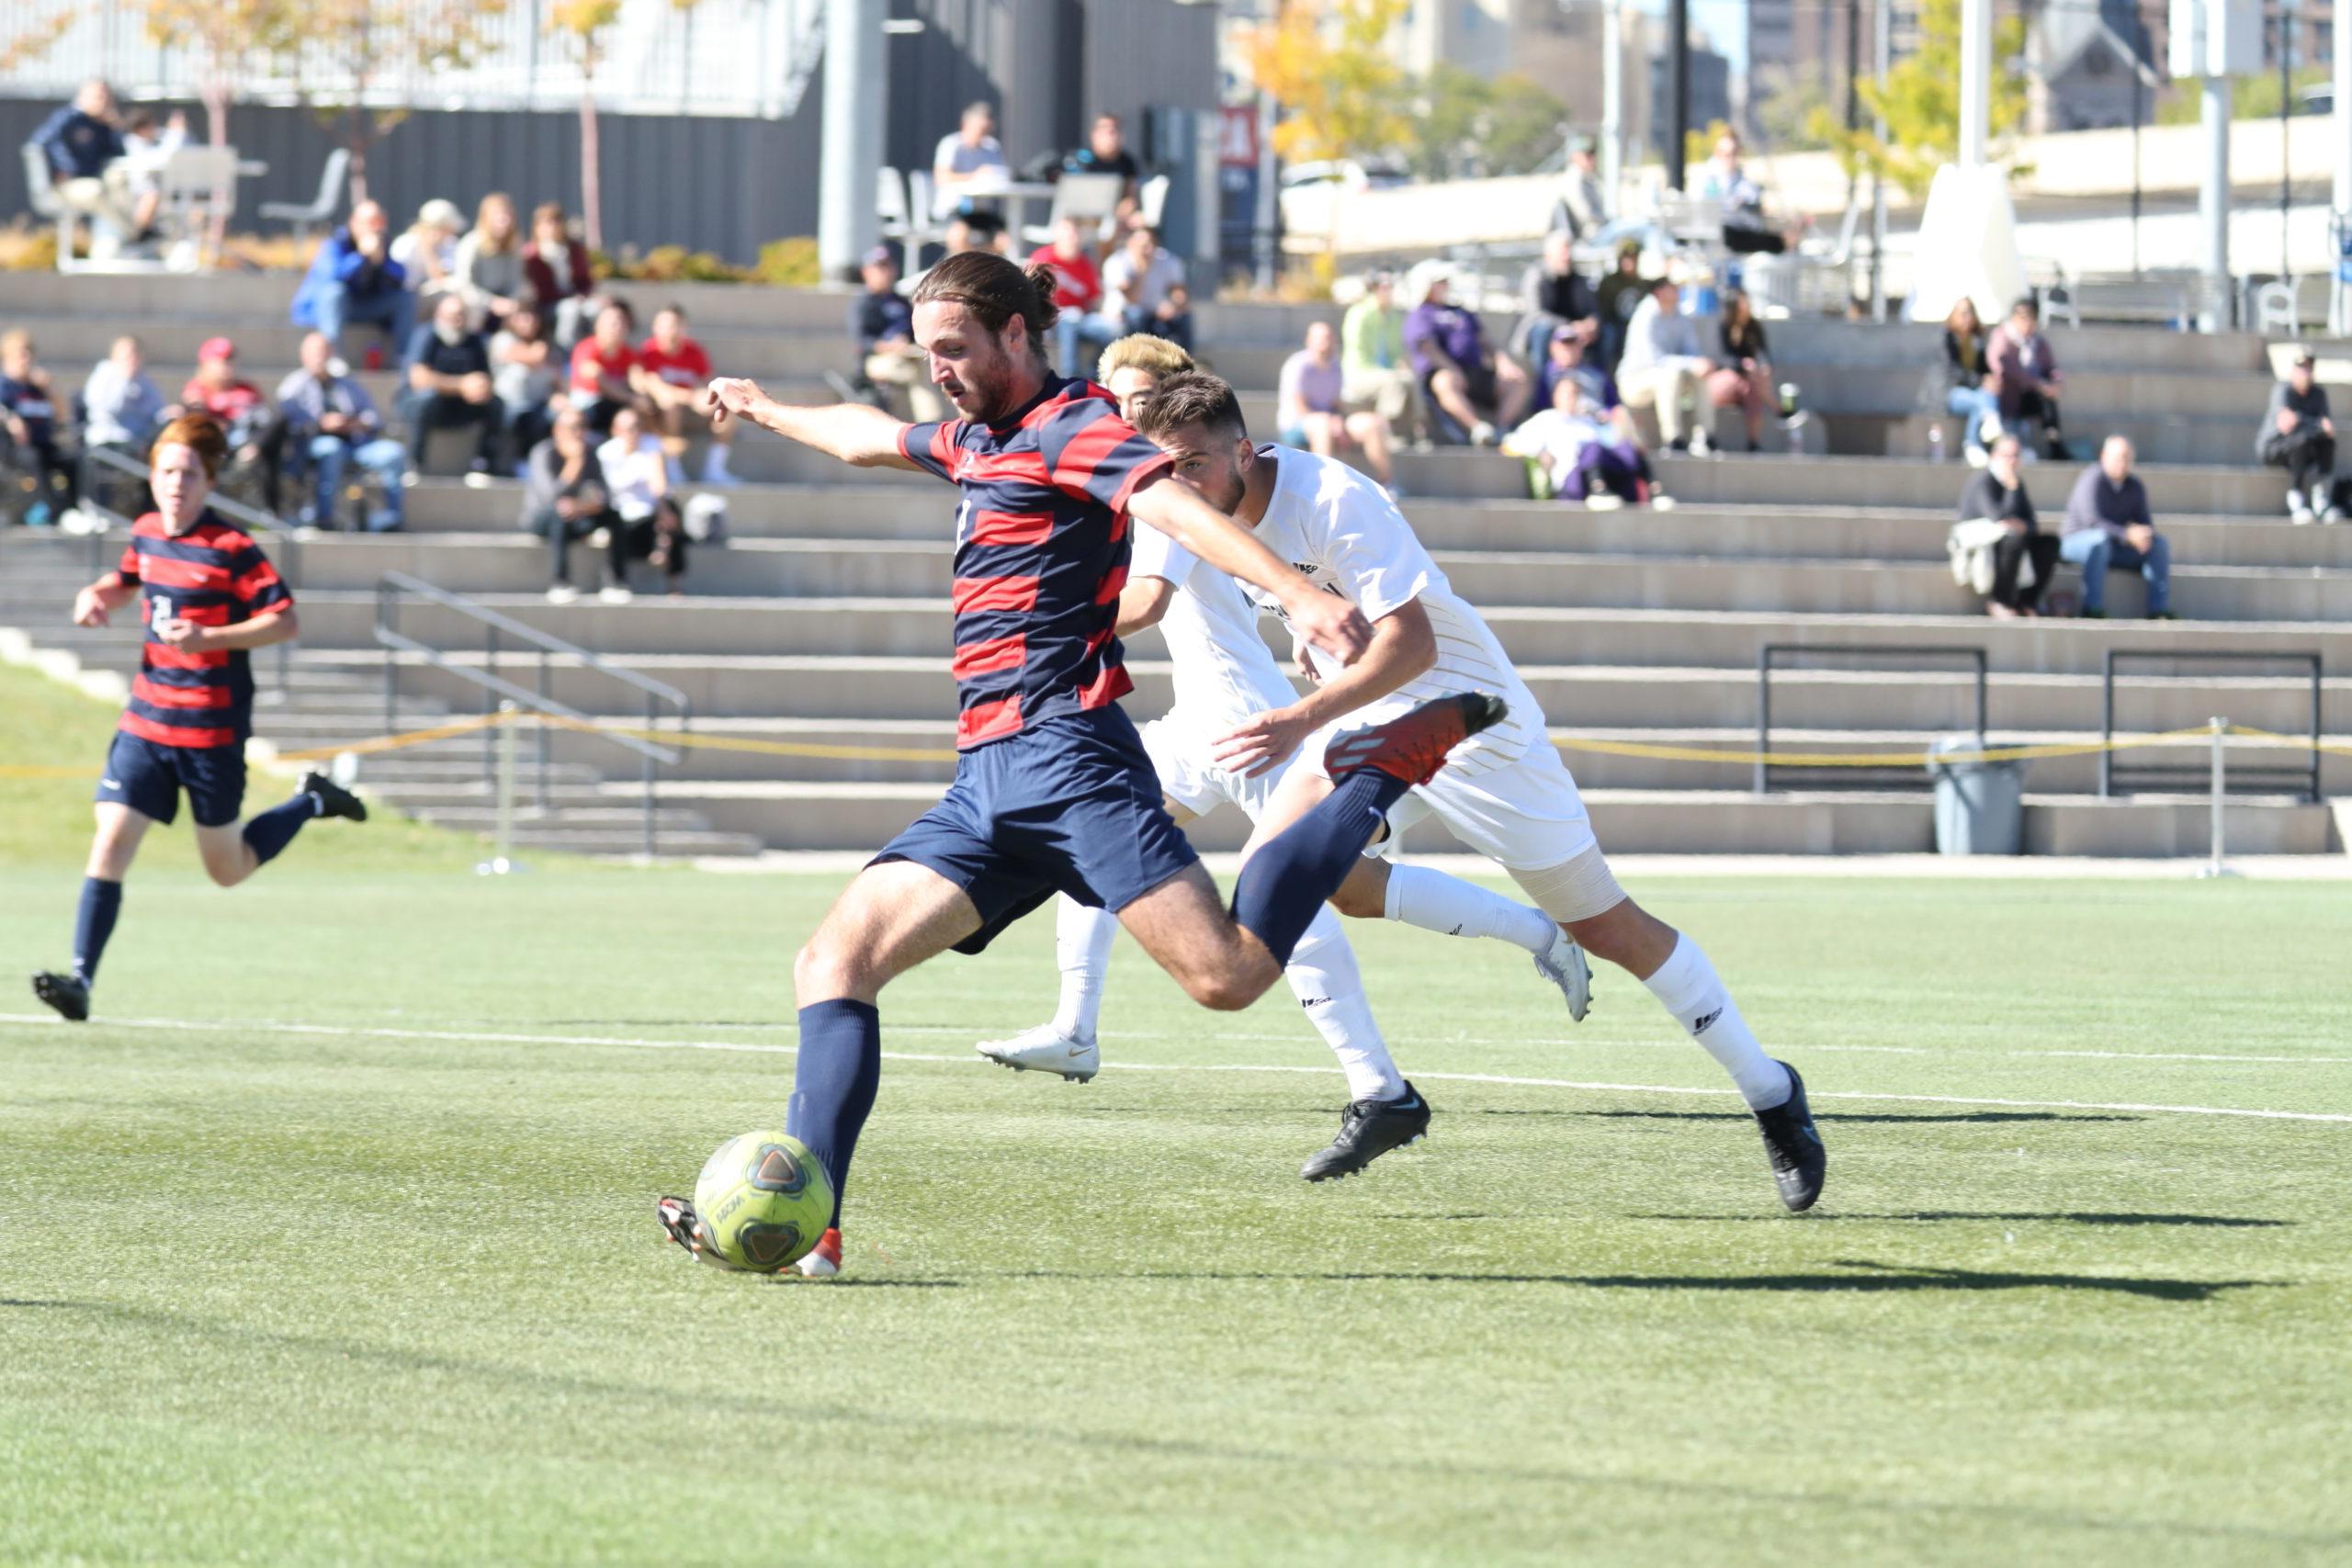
[1635,1212,2291,1228]
[999,1259,2278,1303]
[1539,1110,2143,1124]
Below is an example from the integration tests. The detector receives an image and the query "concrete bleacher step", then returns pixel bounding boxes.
[618,776,2336,857]
[273,531,2352,622]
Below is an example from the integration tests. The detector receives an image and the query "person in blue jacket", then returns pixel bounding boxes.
[288,199,411,356]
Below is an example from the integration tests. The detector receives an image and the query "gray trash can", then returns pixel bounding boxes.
[1928,734,2025,855]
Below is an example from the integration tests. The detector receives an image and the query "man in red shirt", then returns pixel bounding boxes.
[567,299,642,435]
[30,413,366,1024]
[180,336,269,473]
[632,302,733,486]
[1027,216,1104,378]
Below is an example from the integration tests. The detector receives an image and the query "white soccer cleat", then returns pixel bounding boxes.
[793,1227,842,1278]
[976,1023,1100,1082]
[1533,927,1593,1023]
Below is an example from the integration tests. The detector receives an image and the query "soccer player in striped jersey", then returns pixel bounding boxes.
[657,254,1503,1275]
[30,414,367,1024]
[1126,373,1826,1212]
[977,335,1593,1183]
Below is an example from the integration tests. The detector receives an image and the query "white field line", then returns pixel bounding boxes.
[6,1013,2351,1125]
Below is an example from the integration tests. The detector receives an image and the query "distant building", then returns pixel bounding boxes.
[1746,0,1920,132]
[1648,45,1733,154]
[2024,0,2161,132]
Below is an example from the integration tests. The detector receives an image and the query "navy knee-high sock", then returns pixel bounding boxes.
[786,998,881,1229]
[72,877,122,987]
[240,789,321,866]
[1230,770,1410,966]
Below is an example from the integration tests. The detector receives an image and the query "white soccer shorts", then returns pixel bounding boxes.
[1139,708,1293,825]
[1303,707,1599,873]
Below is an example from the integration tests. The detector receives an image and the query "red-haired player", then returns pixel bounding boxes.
[31,413,367,1023]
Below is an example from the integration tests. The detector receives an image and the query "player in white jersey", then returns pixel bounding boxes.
[1123,371,1826,1212]
[977,338,1592,1181]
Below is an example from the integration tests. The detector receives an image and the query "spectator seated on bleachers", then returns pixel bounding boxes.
[289,200,412,363]
[1404,267,1528,446]
[634,303,733,487]
[1513,231,1599,365]
[594,405,687,602]
[1693,130,1804,255]
[270,330,406,531]
[1709,288,1777,454]
[1,330,75,525]
[2261,348,2339,525]
[29,79,140,252]
[1501,374,1664,510]
[1548,138,1608,243]
[490,305,560,473]
[1276,321,1396,491]
[1094,226,1192,353]
[1950,434,2058,618]
[932,101,1010,223]
[1592,238,1652,373]
[390,198,466,318]
[1990,296,2066,460]
[75,333,173,520]
[849,246,947,423]
[1030,218,1106,377]
[116,107,187,243]
[568,299,642,436]
[2061,435,2174,619]
[178,336,271,500]
[1340,270,1420,440]
[401,292,504,481]
[1940,297,2003,466]
[522,402,615,604]
[1616,276,1716,455]
[1533,321,1620,418]
[524,201,599,348]
[1061,112,1144,242]
[454,192,526,333]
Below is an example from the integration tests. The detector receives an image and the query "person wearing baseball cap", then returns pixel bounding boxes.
[848,243,945,423]
[179,335,270,480]
[2261,347,2338,523]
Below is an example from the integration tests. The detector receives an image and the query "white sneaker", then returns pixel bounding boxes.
[1689,427,1713,457]
[1532,928,1593,1023]
[1649,492,1677,511]
[1583,491,1626,511]
[1964,445,1991,468]
[976,1023,1100,1082]
[546,583,581,604]
[1469,420,1498,446]
[2324,505,2346,525]
[598,585,634,604]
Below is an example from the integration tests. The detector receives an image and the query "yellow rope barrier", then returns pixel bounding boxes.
[15,712,2342,779]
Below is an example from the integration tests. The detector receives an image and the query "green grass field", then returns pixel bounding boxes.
[5,666,2352,1563]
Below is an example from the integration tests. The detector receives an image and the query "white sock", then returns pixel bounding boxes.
[1640,933,1791,1110]
[1050,895,1116,1042]
[1288,908,1406,1102]
[1383,864,1557,954]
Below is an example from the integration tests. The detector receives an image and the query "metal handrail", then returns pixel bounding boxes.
[2100,649,2322,802]
[1756,644,1989,795]
[375,571,692,858]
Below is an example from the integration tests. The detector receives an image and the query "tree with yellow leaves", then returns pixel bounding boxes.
[1814,0,2030,200]
[143,0,300,147]
[1239,0,1411,169]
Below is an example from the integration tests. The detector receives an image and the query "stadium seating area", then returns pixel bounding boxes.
[4,268,2348,860]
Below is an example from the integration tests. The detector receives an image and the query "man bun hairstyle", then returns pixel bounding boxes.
[153,412,229,479]
[910,251,1059,358]
[1131,369,1249,446]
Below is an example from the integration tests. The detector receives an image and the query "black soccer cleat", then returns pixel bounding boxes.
[1301,1081,1432,1181]
[1324,694,1508,789]
[31,971,89,1022]
[655,1195,707,1257]
[300,771,368,823]
[1753,1060,1826,1213]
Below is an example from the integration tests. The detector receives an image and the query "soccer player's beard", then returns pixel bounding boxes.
[943,350,1016,423]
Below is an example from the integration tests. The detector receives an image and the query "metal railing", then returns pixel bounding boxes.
[72,446,303,701]
[2101,649,2323,802]
[374,571,690,858]
[1756,644,1988,795]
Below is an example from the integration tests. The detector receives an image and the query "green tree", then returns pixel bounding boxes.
[1815,0,2030,198]
[1241,0,1411,167]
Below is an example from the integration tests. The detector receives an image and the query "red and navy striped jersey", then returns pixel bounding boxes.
[112,510,293,749]
[898,374,1172,749]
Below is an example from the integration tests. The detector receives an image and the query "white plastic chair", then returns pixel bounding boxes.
[1025,172,1124,247]
[876,165,911,239]
[1136,173,1170,231]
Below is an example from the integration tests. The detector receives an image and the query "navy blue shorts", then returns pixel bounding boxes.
[95,731,246,829]
[874,706,1199,954]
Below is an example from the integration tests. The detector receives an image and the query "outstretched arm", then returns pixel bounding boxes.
[1126,479,1371,667]
[701,377,920,470]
